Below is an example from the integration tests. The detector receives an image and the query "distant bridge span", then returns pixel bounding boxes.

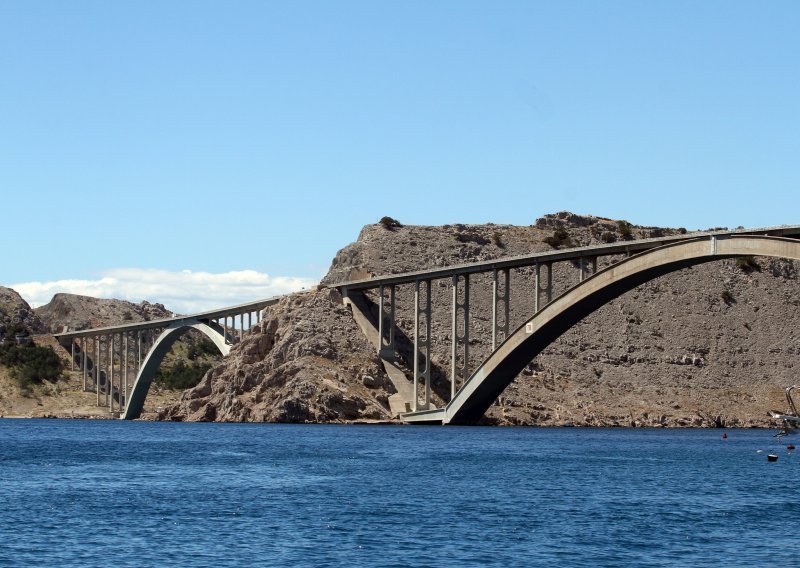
[55,297,281,419]
[396,235,800,424]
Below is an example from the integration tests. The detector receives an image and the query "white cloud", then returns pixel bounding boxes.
[10,268,318,314]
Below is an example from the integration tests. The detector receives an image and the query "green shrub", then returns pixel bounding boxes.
[720,290,735,305]
[616,220,634,240]
[378,216,402,229]
[3,323,26,340]
[601,231,617,243]
[154,360,211,390]
[187,338,219,360]
[543,228,573,249]
[0,343,63,386]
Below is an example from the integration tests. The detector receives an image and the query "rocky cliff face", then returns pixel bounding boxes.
[159,289,393,422]
[163,212,800,427]
[0,286,44,335]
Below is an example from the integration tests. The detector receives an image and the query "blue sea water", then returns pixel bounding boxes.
[1,421,798,567]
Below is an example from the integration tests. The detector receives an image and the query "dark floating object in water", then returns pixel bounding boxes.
[722,432,727,439]
[768,454,779,462]
[788,444,796,450]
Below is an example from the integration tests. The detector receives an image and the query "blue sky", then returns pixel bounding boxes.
[2,1,798,311]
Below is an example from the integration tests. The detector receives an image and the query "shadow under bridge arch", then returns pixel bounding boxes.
[122,320,230,420]
[433,235,800,425]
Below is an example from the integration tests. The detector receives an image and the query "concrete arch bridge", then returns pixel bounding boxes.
[55,298,280,419]
[334,228,800,425]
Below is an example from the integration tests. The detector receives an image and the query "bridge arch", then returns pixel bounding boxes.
[122,321,230,420]
[433,235,800,424]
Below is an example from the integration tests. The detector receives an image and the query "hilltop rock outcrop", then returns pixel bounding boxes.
[35,294,173,333]
[0,286,44,336]
[162,212,800,427]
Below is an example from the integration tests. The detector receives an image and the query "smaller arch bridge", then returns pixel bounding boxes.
[55,297,281,419]
[399,235,800,424]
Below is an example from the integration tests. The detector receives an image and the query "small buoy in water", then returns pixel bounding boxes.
[768,454,779,462]
[722,432,728,439]
[757,449,764,453]
[788,444,796,450]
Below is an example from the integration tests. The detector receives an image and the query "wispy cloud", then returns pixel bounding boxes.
[10,269,318,314]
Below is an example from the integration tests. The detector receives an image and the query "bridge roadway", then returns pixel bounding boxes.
[53,223,800,422]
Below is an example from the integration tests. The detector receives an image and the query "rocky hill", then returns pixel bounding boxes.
[0,293,201,418]
[161,213,800,427]
[35,294,174,333]
[0,286,44,336]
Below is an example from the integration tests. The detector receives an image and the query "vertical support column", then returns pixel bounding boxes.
[580,256,598,282]
[104,335,110,408]
[450,274,470,401]
[95,336,101,406]
[71,341,75,371]
[223,317,228,344]
[377,284,396,358]
[137,331,142,373]
[123,332,129,410]
[413,279,432,411]
[534,263,540,314]
[536,263,553,308]
[579,257,586,282]
[238,314,243,342]
[491,268,510,351]
[109,334,115,412]
[388,285,395,354]
[545,262,553,305]
[81,337,87,391]
[377,285,384,352]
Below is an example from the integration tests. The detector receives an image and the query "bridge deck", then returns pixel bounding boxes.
[54,296,284,339]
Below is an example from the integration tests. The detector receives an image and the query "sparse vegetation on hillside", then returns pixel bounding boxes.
[543,228,573,249]
[2,322,27,340]
[154,360,212,390]
[0,342,63,388]
[187,338,219,360]
[616,220,634,240]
